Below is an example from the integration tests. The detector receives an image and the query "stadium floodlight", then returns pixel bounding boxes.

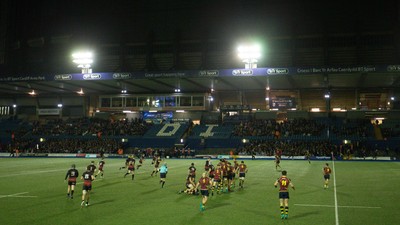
[237,43,261,68]
[72,51,93,73]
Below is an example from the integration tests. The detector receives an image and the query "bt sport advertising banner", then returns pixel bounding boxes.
[0,65,399,82]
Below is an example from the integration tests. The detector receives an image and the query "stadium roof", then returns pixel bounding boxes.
[0,66,399,97]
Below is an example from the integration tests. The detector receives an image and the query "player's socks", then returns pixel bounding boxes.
[81,201,85,207]
[285,206,289,218]
[71,190,74,198]
[161,181,165,188]
[280,206,284,215]
[124,173,128,178]
[132,174,135,180]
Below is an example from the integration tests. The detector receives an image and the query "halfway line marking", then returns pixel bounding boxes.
[332,152,339,225]
[0,192,37,199]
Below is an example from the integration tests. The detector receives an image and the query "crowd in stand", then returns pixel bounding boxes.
[30,117,149,136]
[232,118,372,139]
[236,139,398,159]
[329,119,371,138]
[11,138,124,154]
[1,116,398,159]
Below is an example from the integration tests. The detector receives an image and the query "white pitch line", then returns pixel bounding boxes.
[0,192,37,199]
[0,169,65,178]
[294,204,381,209]
[332,152,339,225]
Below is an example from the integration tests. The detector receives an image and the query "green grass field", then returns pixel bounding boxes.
[0,157,399,225]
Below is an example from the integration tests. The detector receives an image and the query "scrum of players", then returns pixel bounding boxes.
[179,158,248,197]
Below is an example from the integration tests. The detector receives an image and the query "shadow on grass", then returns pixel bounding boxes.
[96,180,122,189]
[90,199,115,206]
[140,188,160,195]
[291,210,318,219]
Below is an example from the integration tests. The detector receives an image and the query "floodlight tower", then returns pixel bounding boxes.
[237,44,261,69]
[72,51,93,73]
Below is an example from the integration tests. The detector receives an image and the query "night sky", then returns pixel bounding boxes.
[6,0,398,44]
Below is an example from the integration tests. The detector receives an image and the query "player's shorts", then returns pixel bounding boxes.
[239,172,246,178]
[213,178,221,183]
[227,173,233,180]
[324,174,330,180]
[68,180,76,186]
[223,175,228,180]
[200,189,209,197]
[128,167,135,172]
[160,173,166,178]
[279,192,289,199]
[83,185,92,191]
[99,167,104,171]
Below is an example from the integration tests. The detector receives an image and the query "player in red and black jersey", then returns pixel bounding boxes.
[151,155,157,165]
[275,154,282,171]
[204,158,211,173]
[87,161,97,175]
[81,169,95,207]
[211,164,223,195]
[120,155,134,170]
[196,172,212,212]
[188,162,197,179]
[323,163,332,189]
[227,162,235,191]
[65,164,79,199]
[95,159,105,178]
[274,170,295,219]
[150,157,161,176]
[124,160,136,180]
[220,160,229,192]
[137,154,145,170]
[238,161,248,189]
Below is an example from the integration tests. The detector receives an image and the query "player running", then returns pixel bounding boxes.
[95,159,105,178]
[150,157,161,176]
[87,161,97,175]
[196,172,212,212]
[65,164,79,199]
[323,163,332,189]
[81,168,95,207]
[124,160,136,180]
[159,163,168,188]
[137,154,145,170]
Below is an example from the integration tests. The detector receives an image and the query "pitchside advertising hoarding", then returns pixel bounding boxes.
[0,65,398,82]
